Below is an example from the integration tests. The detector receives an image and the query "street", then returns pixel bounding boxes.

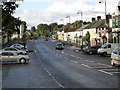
[2,38,120,89]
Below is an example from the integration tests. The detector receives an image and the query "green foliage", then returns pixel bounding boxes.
[83,31,90,44]
[37,24,50,37]
[31,26,36,32]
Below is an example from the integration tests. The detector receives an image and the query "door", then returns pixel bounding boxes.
[2,52,17,62]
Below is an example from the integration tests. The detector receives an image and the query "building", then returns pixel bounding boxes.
[112,4,120,43]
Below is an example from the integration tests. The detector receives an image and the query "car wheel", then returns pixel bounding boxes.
[20,58,26,64]
[89,51,93,55]
[103,52,107,56]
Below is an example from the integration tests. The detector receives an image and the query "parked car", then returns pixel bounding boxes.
[10,46,29,52]
[60,42,73,46]
[111,47,120,66]
[11,44,26,49]
[83,45,101,55]
[97,43,119,56]
[2,47,27,55]
[45,39,48,41]
[55,43,64,50]
[1,51,29,64]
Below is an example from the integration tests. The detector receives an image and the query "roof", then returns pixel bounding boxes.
[84,20,98,29]
[90,19,105,29]
[76,24,89,31]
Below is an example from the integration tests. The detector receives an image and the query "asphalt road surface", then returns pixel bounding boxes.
[2,38,120,89]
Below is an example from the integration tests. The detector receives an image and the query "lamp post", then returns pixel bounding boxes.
[77,10,83,22]
[66,15,70,24]
[60,18,64,25]
[99,0,108,43]
[99,0,107,25]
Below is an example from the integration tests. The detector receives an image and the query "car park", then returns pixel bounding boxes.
[2,47,27,55]
[111,47,120,66]
[83,45,101,55]
[55,43,64,50]
[1,51,29,64]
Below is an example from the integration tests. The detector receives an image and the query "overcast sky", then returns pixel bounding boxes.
[13,0,120,29]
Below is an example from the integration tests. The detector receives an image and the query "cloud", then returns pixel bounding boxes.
[14,0,120,29]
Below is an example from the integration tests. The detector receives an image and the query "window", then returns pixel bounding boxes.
[7,52,14,56]
[2,52,8,56]
[2,52,14,56]
[10,48,17,51]
[4,48,10,50]
[113,48,119,54]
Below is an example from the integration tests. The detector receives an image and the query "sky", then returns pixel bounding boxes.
[13,0,120,29]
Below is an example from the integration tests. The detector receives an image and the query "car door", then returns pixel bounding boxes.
[1,52,9,62]
[2,52,16,62]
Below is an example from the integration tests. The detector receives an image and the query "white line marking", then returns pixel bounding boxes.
[81,64,92,68]
[70,60,78,64]
[110,72,120,74]
[62,52,64,53]
[98,63,112,67]
[63,57,69,60]
[98,70,113,75]
[44,67,64,88]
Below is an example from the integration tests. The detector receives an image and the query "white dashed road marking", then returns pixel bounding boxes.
[44,67,64,88]
[98,70,113,76]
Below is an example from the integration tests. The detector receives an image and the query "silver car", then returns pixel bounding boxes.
[11,44,26,49]
[3,47,27,55]
[1,51,29,64]
[111,47,120,66]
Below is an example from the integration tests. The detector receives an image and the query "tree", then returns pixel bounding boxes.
[2,2,19,30]
[83,31,90,45]
[49,22,58,32]
[31,26,36,32]
[37,24,50,37]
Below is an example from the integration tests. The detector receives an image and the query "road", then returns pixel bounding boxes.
[2,38,120,89]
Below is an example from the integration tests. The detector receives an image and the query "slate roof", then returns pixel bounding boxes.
[76,24,89,31]
[84,20,98,29]
[90,19,105,29]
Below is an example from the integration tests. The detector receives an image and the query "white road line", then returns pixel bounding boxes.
[81,64,92,68]
[62,52,64,53]
[70,60,78,64]
[98,63,112,67]
[63,57,69,60]
[98,70,113,76]
[110,72,120,74]
[70,55,75,57]
[44,67,64,88]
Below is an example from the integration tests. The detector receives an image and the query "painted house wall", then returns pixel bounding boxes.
[89,28,96,46]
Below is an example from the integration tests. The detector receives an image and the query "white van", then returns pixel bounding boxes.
[97,43,119,56]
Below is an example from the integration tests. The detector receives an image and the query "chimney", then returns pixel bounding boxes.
[92,18,96,22]
[97,16,101,21]
[106,14,112,24]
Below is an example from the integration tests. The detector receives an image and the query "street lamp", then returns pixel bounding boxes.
[99,0,107,25]
[77,10,83,21]
[66,15,70,24]
[60,18,64,25]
